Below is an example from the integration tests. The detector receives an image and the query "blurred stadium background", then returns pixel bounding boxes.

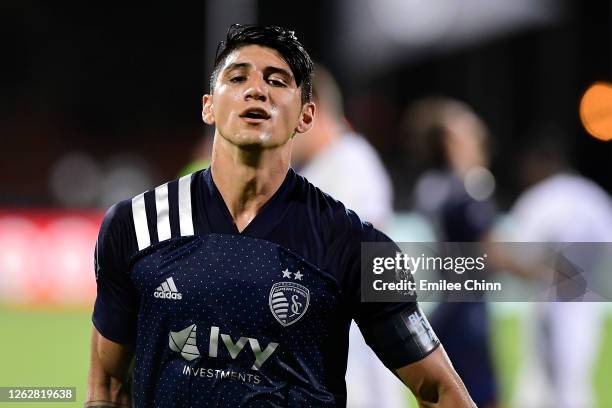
[1,1,612,407]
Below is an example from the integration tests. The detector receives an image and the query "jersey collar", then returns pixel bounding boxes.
[202,167,297,239]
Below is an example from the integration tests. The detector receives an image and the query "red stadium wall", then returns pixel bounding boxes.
[0,210,103,306]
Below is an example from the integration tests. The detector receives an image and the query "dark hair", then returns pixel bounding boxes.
[210,24,314,104]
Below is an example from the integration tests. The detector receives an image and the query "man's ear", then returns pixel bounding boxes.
[202,94,215,125]
[296,102,315,134]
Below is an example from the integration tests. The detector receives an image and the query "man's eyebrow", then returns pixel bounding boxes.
[223,62,252,73]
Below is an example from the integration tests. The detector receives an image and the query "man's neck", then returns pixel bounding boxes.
[210,134,292,232]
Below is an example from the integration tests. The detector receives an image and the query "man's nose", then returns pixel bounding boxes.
[244,76,268,102]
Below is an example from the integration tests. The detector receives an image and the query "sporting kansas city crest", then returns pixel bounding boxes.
[269,282,310,327]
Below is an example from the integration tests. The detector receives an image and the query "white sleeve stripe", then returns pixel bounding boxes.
[155,183,171,242]
[178,173,194,236]
[132,192,150,250]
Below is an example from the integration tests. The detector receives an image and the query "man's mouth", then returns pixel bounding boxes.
[239,108,271,121]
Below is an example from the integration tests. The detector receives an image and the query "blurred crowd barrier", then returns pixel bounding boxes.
[2,210,612,311]
[0,210,447,307]
[0,209,102,306]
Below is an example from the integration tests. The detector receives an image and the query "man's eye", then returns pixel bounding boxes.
[268,78,287,87]
[229,76,246,83]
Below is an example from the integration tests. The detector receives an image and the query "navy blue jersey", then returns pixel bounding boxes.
[93,168,422,407]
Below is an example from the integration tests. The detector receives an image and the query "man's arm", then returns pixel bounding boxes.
[396,345,476,408]
[86,326,133,408]
[357,304,475,408]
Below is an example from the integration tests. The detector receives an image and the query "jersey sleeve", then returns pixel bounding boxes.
[342,215,440,369]
[92,201,139,344]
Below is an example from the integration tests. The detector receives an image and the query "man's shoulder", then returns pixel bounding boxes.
[100,198,133,233]
[102,170,203,251]
[294,171,355,220]
[104,170,195,223]
[292,171,388,243]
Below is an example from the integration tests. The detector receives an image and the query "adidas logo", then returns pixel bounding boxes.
[154,277,183,300]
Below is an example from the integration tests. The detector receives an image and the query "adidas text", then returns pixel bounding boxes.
[154,291,182,300]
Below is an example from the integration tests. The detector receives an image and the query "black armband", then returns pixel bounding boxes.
[359,305,440,369]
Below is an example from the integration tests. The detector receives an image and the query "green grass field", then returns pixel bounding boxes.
[0,306,610,407]
[0,307,91,407]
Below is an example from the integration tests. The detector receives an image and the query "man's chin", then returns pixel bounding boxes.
[230,130,287,149]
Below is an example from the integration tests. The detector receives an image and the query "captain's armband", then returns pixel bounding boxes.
[359,305,440,369]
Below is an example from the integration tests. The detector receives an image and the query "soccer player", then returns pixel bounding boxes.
[508,132,611,408]
[401,97,499,408]
[86,24,476,408]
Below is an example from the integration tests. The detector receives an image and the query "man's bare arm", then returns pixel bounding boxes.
[86,326,134,408]
[396,345,476,408]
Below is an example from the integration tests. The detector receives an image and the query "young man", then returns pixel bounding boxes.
[86,24,475,408]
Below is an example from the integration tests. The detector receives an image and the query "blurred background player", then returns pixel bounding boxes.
[506,126,612,408]
[292,65,405,408]
[400,97,499,408]
[292,65,393,228]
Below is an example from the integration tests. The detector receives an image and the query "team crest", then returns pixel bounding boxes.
[269,282,310,327]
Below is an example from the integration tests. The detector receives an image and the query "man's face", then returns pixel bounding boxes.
[203,44,314,149]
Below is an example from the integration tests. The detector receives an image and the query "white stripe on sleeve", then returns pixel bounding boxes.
[178,173,194,236]
[132,192,151,250]
[155,183,171,242]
